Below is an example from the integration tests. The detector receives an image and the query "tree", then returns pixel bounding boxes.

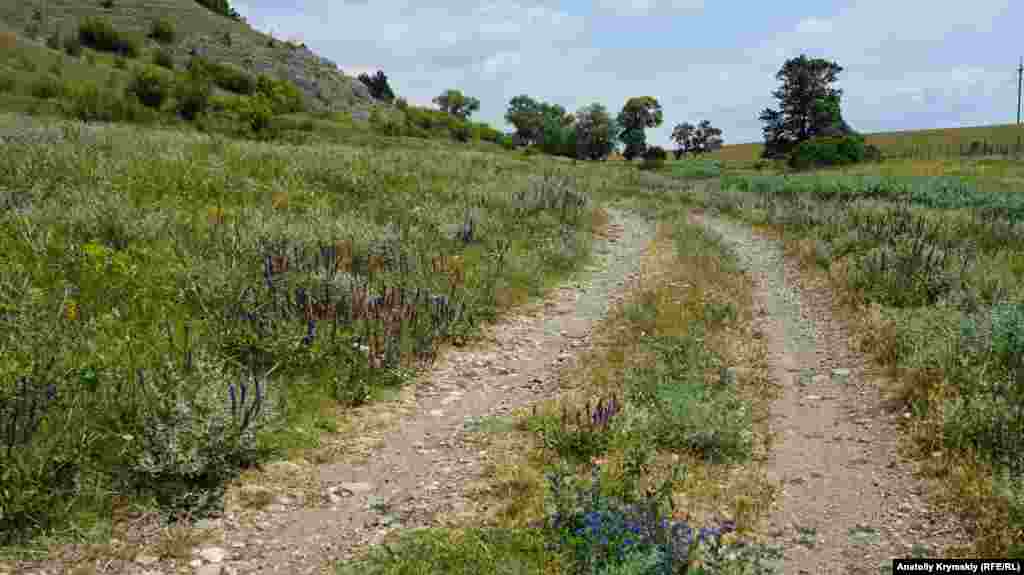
[433,89,480,120]
[760,54,850,158]
[357,70,395,102]
[671,122,696,159]
[616,97,662,160]
[505,95,572,146]
[693,120,723,155]
[573,103,618,160]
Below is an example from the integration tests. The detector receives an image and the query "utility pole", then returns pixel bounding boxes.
[1018,57,1023,157]
[1018,57,1023,125]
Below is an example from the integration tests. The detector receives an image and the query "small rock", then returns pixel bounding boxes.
[339,482,373,494]
[199,547,227,563]
[265,461,302,475]
[194,518,221,530]
[135,554,160,566]
[190,559,203,568]
[197,565,224,575]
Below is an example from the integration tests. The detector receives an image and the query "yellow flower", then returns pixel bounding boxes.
[63,301,78,321]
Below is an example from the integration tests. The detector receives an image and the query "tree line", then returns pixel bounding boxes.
[359,53,877,169]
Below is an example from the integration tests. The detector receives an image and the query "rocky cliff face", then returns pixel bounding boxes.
[183,34,375,113]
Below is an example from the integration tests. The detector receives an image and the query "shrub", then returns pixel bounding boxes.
[100,0,115,8]
[788,134,867,170]
[114,56,128,69]
[30,75,65,100]
[255,74,303,114]
[46,29,61,51]
[153,47,174,69]
[65,82,159,123]
[148,18,176,44]
[0,75,15,94]
[639,145,668,171]
[63,34,82,57]
[128,66,170,109]
[79,17,139,57]
[205,60,256,95]
[175,76,212,120]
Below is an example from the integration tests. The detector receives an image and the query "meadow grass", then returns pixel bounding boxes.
[0,112,651,549]
[684,162,1024,557]
[339,211,782,574]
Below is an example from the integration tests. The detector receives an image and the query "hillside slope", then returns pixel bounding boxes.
[1,0,375,113]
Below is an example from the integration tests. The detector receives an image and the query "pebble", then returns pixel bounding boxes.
[199,547,227,563]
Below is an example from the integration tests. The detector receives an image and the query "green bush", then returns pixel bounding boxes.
[148,18,176,44]
[63,34,83,57]
[255,74,303,114]
[788,134,867,170]
[46,29,61,51]
[153,47,174,70]
[128,66,170,109]
[639,145,668,171]
[65,82,159,123]
[0,75,15,94]
[175,77,212,120]
[30,75,65,100]
[197,59,256,95]
[79,17,140,57]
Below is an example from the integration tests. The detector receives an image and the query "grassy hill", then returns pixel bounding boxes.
[0,0,374,113]
[713,122,1024,163]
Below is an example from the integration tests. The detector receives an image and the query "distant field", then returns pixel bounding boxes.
[712,122,1024,163]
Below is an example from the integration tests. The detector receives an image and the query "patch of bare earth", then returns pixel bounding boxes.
[692,211,971,575]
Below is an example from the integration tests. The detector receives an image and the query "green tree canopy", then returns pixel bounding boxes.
[357,70,395,102]
[433,89,481,120]
[617,97,663,160]
[759,54,851,158]
[505,95,573,146]
[573,103,618,160]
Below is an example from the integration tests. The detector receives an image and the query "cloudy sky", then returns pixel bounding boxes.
[232,0,1021,146]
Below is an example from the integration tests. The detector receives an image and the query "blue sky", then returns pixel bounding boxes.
[231,0,1022,147]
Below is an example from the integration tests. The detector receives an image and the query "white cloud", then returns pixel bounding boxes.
[595,0,704,17]
[238,0,1017,145]
[794,17,832,35]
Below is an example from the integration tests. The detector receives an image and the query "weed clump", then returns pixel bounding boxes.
[79,17,140,57]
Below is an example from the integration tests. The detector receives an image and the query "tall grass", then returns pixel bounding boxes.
[0,114,626,545]
[342,215,780,574]
[692,171,1024,556]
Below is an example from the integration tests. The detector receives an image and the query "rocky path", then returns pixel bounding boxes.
[692,211,970,575]
[188,208,658,575]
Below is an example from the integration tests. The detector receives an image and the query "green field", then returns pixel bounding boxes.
[1,3,1023,572]
[713,122,1024,164]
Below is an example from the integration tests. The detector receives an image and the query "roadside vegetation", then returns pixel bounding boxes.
[1,0,1022,569]
[339,209,782,575]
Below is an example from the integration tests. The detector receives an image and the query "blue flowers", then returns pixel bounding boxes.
[545,465,740,574]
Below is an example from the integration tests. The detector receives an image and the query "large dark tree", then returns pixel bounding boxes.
[574,103,618,160]
[505,95,573,146]
[617,96,662,161]
[671,120,723,159]
[759,54,851,159]
[357,70,395,102]
[434,89,480,120]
